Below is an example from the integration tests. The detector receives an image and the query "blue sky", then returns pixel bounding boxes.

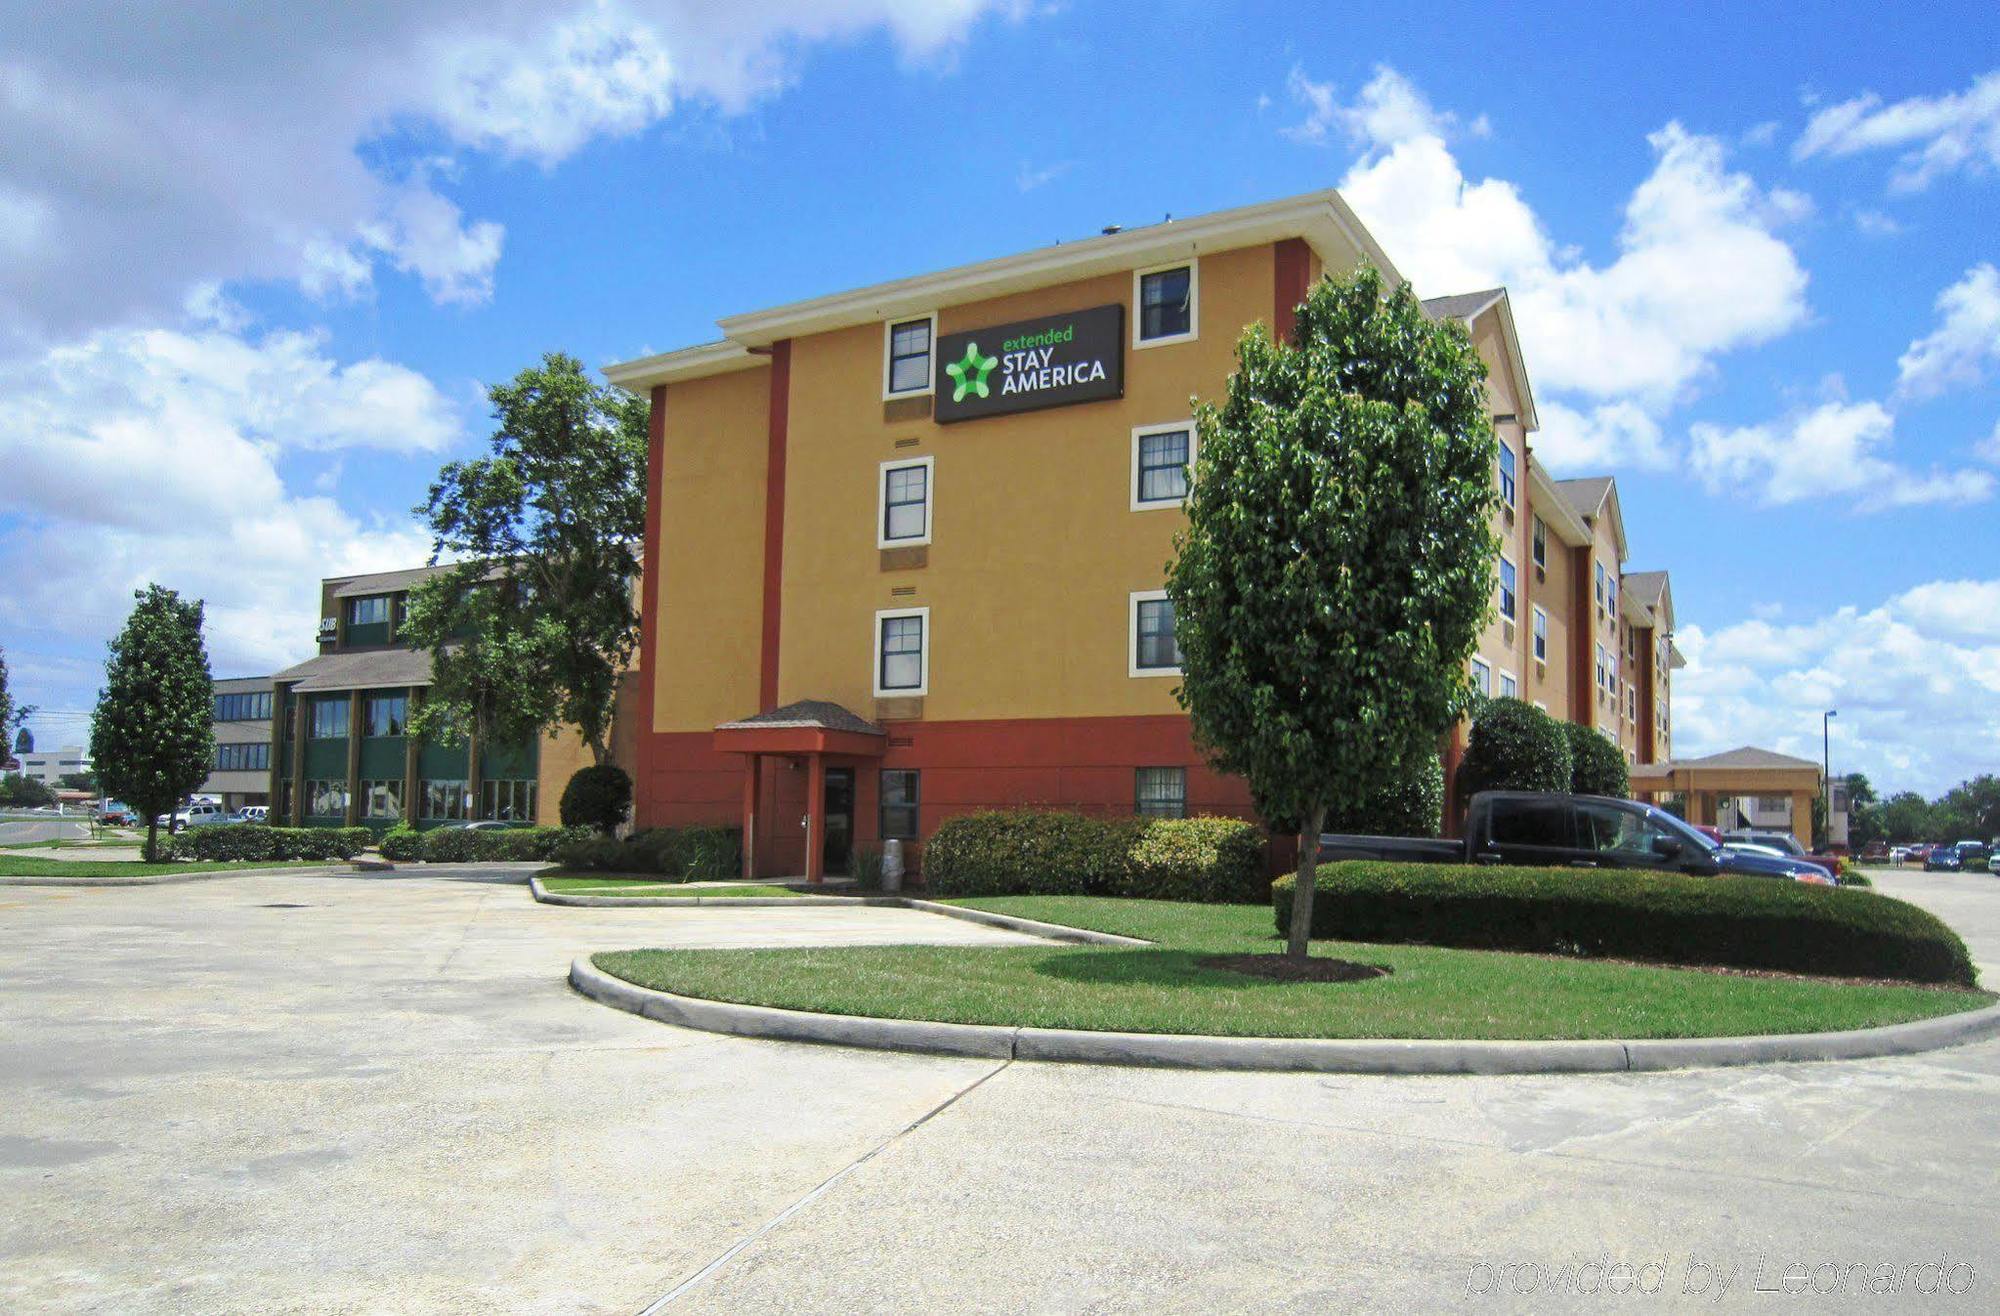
[2,1,1996,793]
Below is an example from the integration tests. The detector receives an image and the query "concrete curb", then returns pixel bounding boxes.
[0,863,372,888]
[567,955,2000,1075]
[528,877,1149,946]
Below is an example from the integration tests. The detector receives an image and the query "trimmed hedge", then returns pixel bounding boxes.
[1272,861,1976,986]
[924,810,1266,903]
[161,824,370,863]
[380,825,424,862]
[418,824,586,864]
[1563,720,1632,798]
[554,826,744,881]
[1458,697,1572,798]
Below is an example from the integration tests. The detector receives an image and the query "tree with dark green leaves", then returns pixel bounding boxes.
[1459,698,1573,798]
[405,352,648,765]
[1167,266,1500,960]
[12,725,31,754]
[0,643,13,752]
[0,645,32,755]
[89,587,214,860]
[1562,720,1631,797]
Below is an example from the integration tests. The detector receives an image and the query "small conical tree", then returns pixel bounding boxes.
[89,586,214,861]
[1168,266,1499,960]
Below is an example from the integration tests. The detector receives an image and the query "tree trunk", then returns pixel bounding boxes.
[145,816,159,865]
[586,727,611,766]
[1286,802,1328,960]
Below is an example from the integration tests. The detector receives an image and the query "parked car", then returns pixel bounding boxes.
[437,819,521,832]
[1924,845,1963,872]
[1719,829,1845,877]
[228,806,268,824]
[96,801,137,826]
[1989,852,2000,877]
[156,801,231,833]
[1956,843,1991,871]
[1320,792,1837,884]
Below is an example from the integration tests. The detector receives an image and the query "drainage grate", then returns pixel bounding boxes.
[257,903,314,909]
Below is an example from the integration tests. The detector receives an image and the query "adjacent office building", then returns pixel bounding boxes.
[200,676,276,811]
[606,188,1685,880]
[263,565,624,830]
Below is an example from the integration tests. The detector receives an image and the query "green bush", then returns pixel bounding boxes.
[560,764,632,834]
[419,827,481,863]
[925,810,1264,902]
[1564,720,1631,797]
[554,826,742,879]
[416,824,584,863]
[1325,751,1444,837]
[1272,861,1975,986]
[1122,817,1267,902]
[380,825,424,862]
[1458,697,1572,799]
[161,824,370,862]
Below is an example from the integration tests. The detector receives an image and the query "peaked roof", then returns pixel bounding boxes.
[328,564,452,599]
[272,647,434,692]
[716,700,884,737]
[1680,746,1820,771]
[1623,570,1669,606]
[1421,289,1506,321]
[1556,476,1627,560]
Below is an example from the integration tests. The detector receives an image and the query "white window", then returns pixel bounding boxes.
[1135,767,1187,819]
[1471,656,1492,696]
[1498,554,1517,621]
[1134,260,1198,348]
[873,607,929,697]
[1499,669,1519,699]
[1129,590,1182,677]
[883,314,936,398]
[1531,515,1547,569]
[1131,421,1195,510]
[877,456,933,548]
[1594,561,1606,610]
[1607,573,1618,614]
[1532,606,1548,663]
[1498,441,1517,509]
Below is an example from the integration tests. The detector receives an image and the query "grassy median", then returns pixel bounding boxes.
[593,896,1989,1041]
[0,857,341,878]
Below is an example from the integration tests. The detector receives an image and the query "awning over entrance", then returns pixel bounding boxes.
[714,701,885,884]
[1631,745,1821,848]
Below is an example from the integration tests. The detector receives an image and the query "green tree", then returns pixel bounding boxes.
[406,352,648,765]
[1561,719,1630,797]
[1167,267,1499,960]
[1876,791,1933,843]
[0,644,10,743]
[12,725,30,754]
[1,773,57,808]
[88,586,214,860]
[1460,698,1573,798]
[57,770,99,793]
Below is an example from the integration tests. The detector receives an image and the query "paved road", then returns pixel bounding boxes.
[1,868,1996,1312]
[0,818,90,847]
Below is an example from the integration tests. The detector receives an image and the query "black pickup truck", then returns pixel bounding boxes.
[1319,791,1836,884]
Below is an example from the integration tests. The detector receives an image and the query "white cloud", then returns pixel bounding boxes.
[1015,160,1075,193]
[1896,263,2000,399]
[1283,64,1486,150]
[1981,419,2000,465]
[0,0,1029,351]
[0,320,456,671]
[1852,208,1904,238]
[1674,582,2000,795]
[1794,70,2000,191]
[1687,399,1995,507]
[1534,399,1671,471]
[1291,66,1811,474]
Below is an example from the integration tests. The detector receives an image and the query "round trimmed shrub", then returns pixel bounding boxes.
[379,825,423,861]
[1564,720,1631,798]
[1325,750,1445,838]
[1121,818,1267,902]
[1458,697,1572,799]
[560,764,632,834]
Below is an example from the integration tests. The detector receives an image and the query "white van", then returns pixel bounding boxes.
[158,802,230,832]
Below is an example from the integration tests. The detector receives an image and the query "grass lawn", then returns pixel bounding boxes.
[593,895,1990,1041]
[0,857,344,878]
[540,871,806,898]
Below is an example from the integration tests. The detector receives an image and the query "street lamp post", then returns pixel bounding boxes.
[1822,709,1838,847]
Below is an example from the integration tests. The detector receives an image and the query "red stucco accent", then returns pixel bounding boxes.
[635,384,667,823]
[1274,237,1312,345]
[758,341,792,713]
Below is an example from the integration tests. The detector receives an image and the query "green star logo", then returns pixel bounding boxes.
[944,342,997,402]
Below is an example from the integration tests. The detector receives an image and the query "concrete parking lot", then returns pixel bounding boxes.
[2,867,1996,1312]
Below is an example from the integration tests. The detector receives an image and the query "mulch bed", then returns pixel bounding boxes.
[1197,953,1393,984]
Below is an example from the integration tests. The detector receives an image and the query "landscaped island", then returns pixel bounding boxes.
[591,894,1988,1043]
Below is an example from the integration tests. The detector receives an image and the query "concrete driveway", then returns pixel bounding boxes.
[2,867,1997,1312]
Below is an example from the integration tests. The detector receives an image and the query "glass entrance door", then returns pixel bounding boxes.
[823,768,855,875]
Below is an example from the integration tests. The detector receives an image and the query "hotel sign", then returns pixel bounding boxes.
[933,303,1124,423]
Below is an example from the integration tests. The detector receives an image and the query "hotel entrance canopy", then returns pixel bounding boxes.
[713,701,885,883]
[1630,746,1822,849]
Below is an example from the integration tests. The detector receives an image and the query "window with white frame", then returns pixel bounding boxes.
[1135,767,1187,818]
[1499,669,1519,699]
[873,608,929,696]
[1471,656,1493,696]
[878,457,933,547]
[1606,571,1618,615]
[1596,643,1609,693]
[1130,591,1182,676]
[1134,262,1197,346]
[1498,555,1517,621]
[1131,422,1193,509]
[883,315,935,397]
[1498,441,1517,509]
[1532,606,1548,663]
[1531,515,1547,570]
[1594,561,1606,610]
